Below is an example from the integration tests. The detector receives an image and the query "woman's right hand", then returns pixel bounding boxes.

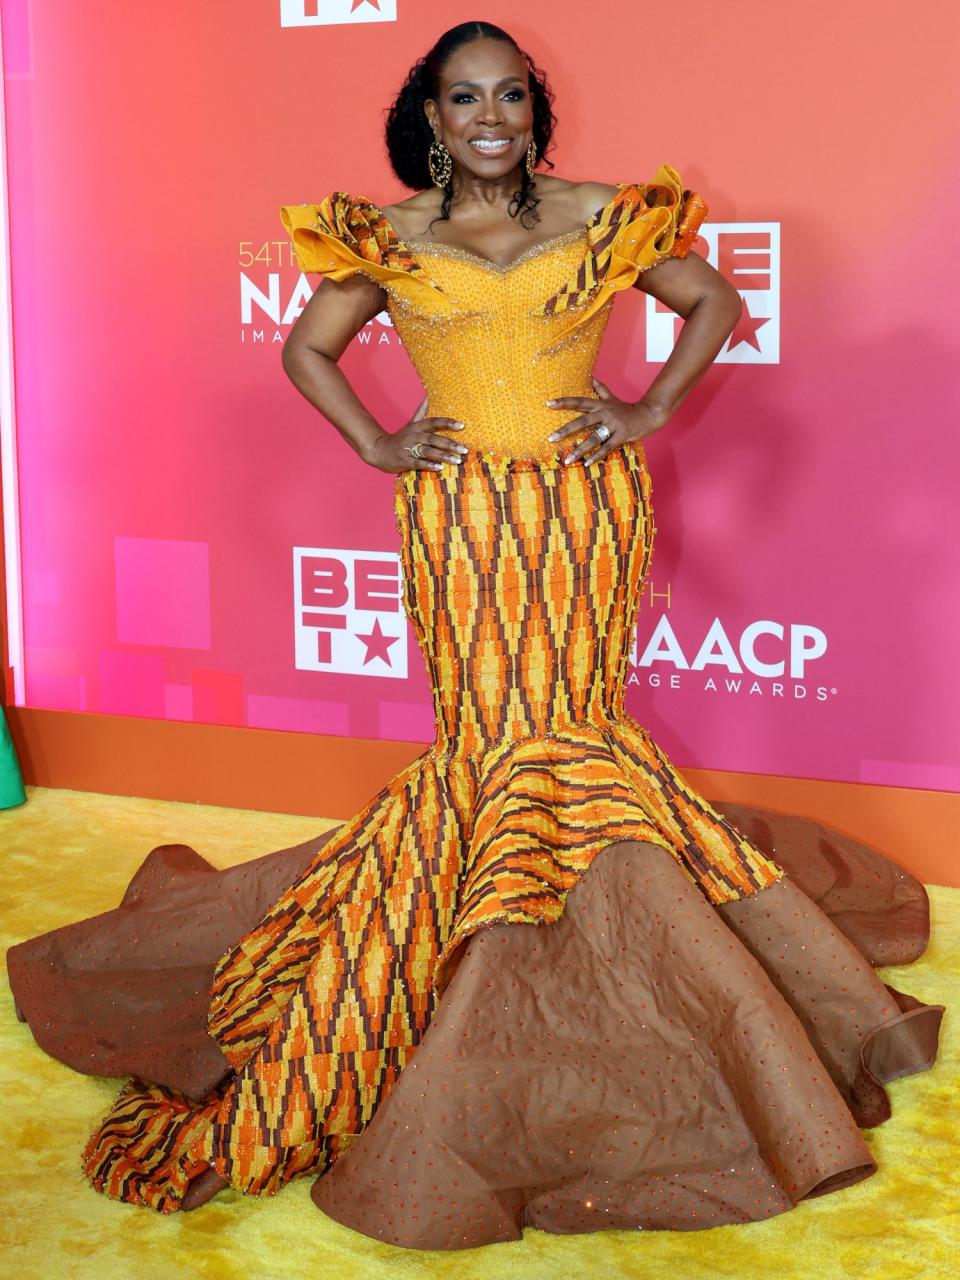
[363,397,469,473]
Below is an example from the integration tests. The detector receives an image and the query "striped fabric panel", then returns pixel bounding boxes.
[206,755,442,1069]
[81,1079,221,1212]
[393,444,654,755]
[435,721,785,987]
[315,190,430,280]
[539,174,710,317]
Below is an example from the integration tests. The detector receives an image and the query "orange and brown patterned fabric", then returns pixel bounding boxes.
[539,164,708,316]
[280,189,438,286]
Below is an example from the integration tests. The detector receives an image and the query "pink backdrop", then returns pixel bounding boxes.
[3,0,959,790]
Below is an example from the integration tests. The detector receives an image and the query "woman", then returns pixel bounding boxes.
[8,20,944,1250]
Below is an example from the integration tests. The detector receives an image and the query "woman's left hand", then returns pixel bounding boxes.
[546,377,669,465]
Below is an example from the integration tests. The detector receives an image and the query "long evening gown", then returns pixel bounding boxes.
[7,165,945,1250]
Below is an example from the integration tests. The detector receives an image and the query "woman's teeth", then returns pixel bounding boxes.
[469,138,512,154]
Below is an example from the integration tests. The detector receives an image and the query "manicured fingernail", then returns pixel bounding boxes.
[454,421,465,428]
[547,432,559,441]
[546,399,556,406]
[563,454,574,465]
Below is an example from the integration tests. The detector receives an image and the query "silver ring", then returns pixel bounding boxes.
[406,441,424,459]
[593,423,611,443]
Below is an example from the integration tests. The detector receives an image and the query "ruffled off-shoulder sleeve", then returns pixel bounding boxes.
[279,193,441,292]
[538,163,708,321]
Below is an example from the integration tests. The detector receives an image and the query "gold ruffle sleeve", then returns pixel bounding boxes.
[279,192,442,293]
[536,163,709,340]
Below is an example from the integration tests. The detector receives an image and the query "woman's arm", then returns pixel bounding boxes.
[281,273,395,463]
[547,253,743,465]
[281,273,465,472]
[632,252,743,422]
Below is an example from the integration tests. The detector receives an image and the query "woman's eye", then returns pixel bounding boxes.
[450,90,526,104]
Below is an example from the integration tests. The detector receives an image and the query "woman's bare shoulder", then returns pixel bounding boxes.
[380,191,440,239]
[533,174,621,219]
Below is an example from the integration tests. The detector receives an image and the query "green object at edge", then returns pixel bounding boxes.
[0,702,26,808]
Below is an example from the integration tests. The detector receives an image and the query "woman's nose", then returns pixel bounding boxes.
[475,100,504,125]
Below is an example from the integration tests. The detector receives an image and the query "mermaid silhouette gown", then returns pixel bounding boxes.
[7,165,945,1249]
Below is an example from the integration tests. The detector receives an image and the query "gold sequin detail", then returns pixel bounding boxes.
[385,237,614,460]
[403,226,588,276]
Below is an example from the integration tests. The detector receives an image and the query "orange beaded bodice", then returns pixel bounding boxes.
[385,232,611,459]
[280,164,708,461]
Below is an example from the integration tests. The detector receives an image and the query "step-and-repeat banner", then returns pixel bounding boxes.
[3,0,958,789]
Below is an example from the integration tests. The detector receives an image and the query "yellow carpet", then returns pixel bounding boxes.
[0,785,956,1280]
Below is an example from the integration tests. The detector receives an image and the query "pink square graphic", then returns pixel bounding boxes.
[115,537,211,649]
[24,645,81,677]
[100,649,166,716]
[860,759,960,792]
[247,695,350,735]
[23,646,86,710]
[379,701,436,743]
[25,671,88,712]
[26,569,61,606]
[164,683,194,721]
[192,668,245,726]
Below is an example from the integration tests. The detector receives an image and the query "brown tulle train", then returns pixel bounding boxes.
[8,801,944,1249]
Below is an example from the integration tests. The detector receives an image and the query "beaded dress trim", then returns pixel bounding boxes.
[402,226,590,276]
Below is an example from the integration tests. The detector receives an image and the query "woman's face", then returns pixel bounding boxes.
[424,38,534,181]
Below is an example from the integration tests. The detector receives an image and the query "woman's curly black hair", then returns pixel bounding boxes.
[384,21,557,230]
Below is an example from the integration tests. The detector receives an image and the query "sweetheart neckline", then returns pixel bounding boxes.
[402,225,590,275]
[370,182,632,274]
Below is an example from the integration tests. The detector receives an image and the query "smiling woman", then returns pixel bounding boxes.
[381,20,561,245]
[7,17,945,1253]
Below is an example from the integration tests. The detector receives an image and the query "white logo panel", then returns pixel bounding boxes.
[646,222,781,364]
[625,600,835,704]
[294,546,407,678]
[280,0,397,26]
[630,613,827,679]
[238,257,394,348]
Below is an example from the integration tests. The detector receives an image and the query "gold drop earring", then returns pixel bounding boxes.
[428,137,453,187]
[525,138,538,178]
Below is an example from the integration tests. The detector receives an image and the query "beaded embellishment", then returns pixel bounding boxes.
[403,225,589,276]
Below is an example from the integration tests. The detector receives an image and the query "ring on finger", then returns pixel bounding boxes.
[406,441,424,459]
[593,423,611,443]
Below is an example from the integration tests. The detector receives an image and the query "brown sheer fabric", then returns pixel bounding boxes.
[7,832,336,1101]
[312,839,943,1249]
[6,802,944,1246]
[709,803,933,967]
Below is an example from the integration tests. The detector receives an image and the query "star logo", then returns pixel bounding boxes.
[355,617,400,666]
[291,0,388,22]
[646,222,780,364]
[725,304,770,354]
